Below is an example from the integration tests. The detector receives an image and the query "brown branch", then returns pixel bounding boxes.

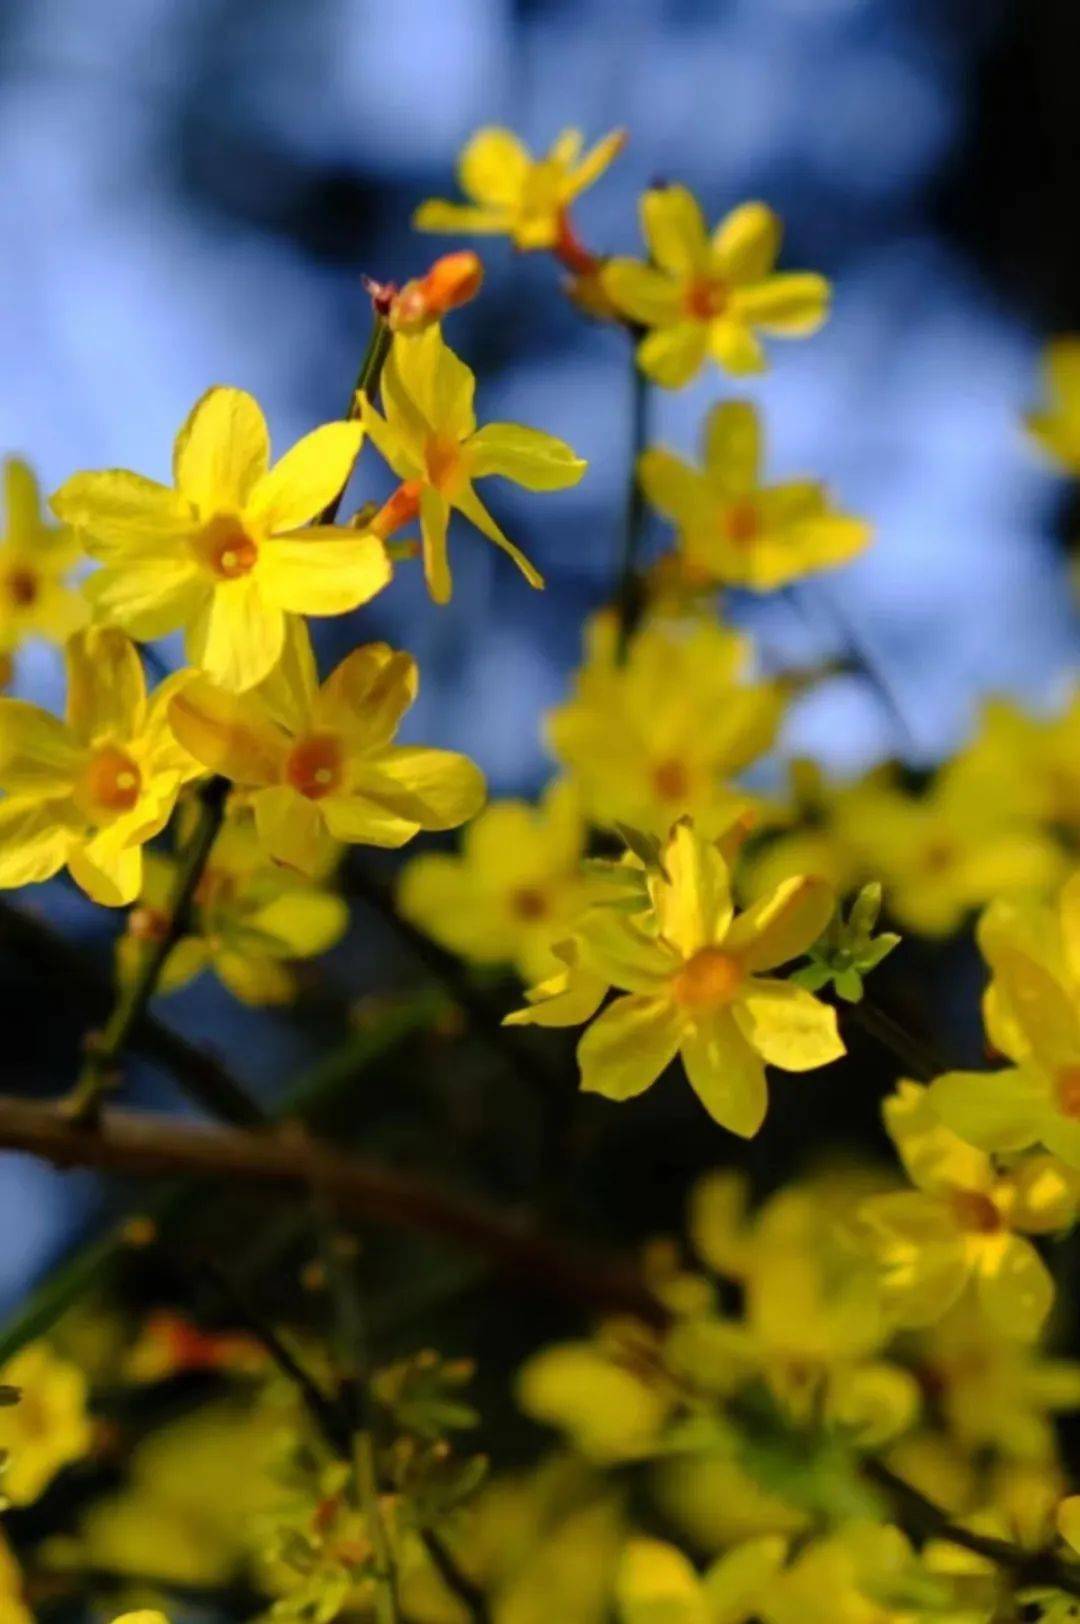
[0,1096,663,1327]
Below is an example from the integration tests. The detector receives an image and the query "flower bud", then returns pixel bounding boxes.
[390,251,484,332]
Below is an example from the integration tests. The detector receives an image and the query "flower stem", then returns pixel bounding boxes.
[66,775,240,1125]
[319,308,394,527]
[614,352,649,657]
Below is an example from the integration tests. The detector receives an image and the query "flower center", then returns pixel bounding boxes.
[922,839,956,874]
[684,277,728,320]
[651,757,690,803]
[948,1189,1002,1235]
[425,435,466,495]
[195,515,260,580]
[82,744,142,814]
[3,565,39,607]
[1057,1065,1080,1119]
[723,500,759,546]
[128,905,170,943]
[673,947,744,1010]
[285,733,344,800]
[510,885,549,921]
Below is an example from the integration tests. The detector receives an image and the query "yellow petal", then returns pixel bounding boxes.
[656,819,734,957]
[185,578,284,693]
[354,744,486,831]
[704,400,762,492]
[4,457,42,546]
[859,1190,969,1325]
[882,1079,991,1195]
[82,554,206,640]
[68,837,142,907]
[260,529,391,615]
[172,386,270,514]
[710,201,782,282]
[453,482,545,589]
[255,614,319,736]
[638,322,709,388]
[703,1536,788,1624]
[246,421,364,532]
[975,1233,1053,1340]
[0,797,75,887]
[458,127,531,206]
[65,626,146,745]
[616,1537,709,1624]
[991,946,1080,1070]
[568,128,626,196]
[505,959,608,1029]
[928,1068,1046,1154]
[680,1010,767,1135]
[601,259,683,327]
[578,992,685,1101]
[412,200,510,235]
[734,979,844,1071]
[245,889,349,957]
[315,644,418,751]
[168,678,288,785]
[706,318,766,375]
[466,423,586,490]
[725,875,834,971]
[641,184,710,275]
[576,910,677,994]
[637,448,703,524]
[732,273,830,335]
[393,327,476,442]
[214,949,295,1005]
[1060,870,1080,989]
[318,790,421,848]
[0,700,81,796]
[357,396,422,482]
[1057,1495,1080,1557]
[420,485,453,603]
[252,784,336,875]
[51,470,194,548]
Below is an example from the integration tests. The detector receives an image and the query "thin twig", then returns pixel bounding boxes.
[66,776,235,1122]
[845,998,949,1083]
[318,310,393,527]
[420,1528,492,1624]
[614,353,649,657]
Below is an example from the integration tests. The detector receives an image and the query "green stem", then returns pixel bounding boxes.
[66,776,237,1124]
[614,352,649,657]
[319,311,394,527]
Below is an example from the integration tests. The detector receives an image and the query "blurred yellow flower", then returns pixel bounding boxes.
[398,780,587,983]
[640,402,871,591]
[930,873,1080,1171]
[517,1322,674,1463]
[0,1535,30,1624]
[0,1342,92,1506]
[510,819,842,1135]
[119,812,348,1005]
[0,627,199,905]
[860,1080,1057,1337]
[360,325,585,602]
[169,621,485,876]
[547,612,783,838]
[52,386,390,692]
[413,126,625,251]
[1027,338,1080,474]
[602,187,829,387]
[0,457,85,662]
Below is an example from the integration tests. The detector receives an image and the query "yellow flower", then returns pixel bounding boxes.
[950,692,1080,840]
[602,187,829,387]
[52,387,391,693]
[639,402,871,591]
[1026,338,1080,474]
[397,780,587,983]
[0,627,199,905]
[929,873,1080,1171]
[413,126,625,251]
[360,325,586,602]
[547,612,784,838]
[119,812,349,1005]
[859,1080,1056,1338]
[509,819,842,1135]
[169,621,485,876]
[0,1341,93,1506]
[0,457,85,659]
[833,763,1062,937]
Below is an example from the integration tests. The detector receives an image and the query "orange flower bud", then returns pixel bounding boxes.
[390,251,484,333]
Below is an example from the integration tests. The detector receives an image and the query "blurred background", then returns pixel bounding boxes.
[1,0,1079,1316]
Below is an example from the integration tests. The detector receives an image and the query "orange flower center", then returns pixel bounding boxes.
[4,565,39,607]
[128,905,170,943]
[948,1189,1002,1235]
[723,500,759,546]
[425,435,465,495]
[651,757,690,803]
[510,885,549,921]
[684,277,729,319]
[196,515,260,580]
[673,947,744,1010]
[922,839,956,874]
[285,733,344,800]
[1056,1065,1080,1119]
[82,744,142,814]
